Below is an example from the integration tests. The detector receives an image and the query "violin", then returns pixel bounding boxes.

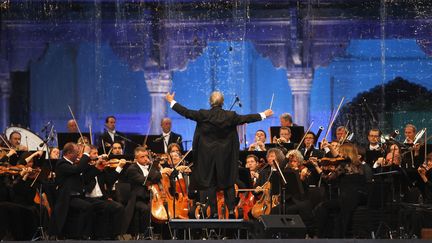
[0,165,41,178]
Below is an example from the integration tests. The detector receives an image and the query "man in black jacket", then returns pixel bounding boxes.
[123,147,161,235]
[165,91,273,218]
[83,146,125,239]
[49,142,97,238]
[158,117,184,153]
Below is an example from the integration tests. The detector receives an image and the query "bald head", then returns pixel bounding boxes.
[67,119,78,133]
[209,91,224,108]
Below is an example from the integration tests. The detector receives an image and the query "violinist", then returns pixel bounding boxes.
[335,126,348,144]
[0,156,47,240]
[417,153,432,203]
[123,146,161,237]
[82,146,125,240]
[0,147,17,164]
[320,139,340,158]
[48,142,94,239]
[276,149,316,237]
[111,142,124,155]
[373,144,402,170]
[403,124,422,168]
[49,147,60,160]
[315,143,367,238]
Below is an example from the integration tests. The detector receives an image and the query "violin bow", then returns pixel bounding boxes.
[175,149,193,168]
[143,117,153,147]
[323,96,345,141]
[67,105,85,144]
[296,121,314,151]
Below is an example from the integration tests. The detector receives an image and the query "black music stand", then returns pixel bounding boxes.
[57,132,90,149]
[371,166,400,238]
[269,126,304,144]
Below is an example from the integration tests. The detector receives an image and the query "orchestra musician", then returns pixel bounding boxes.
[245,154,260,187]
[279,113,296,127]
[158,118,184,153]
[276,149,316,237]
[272,126,292,144]
[99,116,125,149]
[9,131,28,152]
[49,147,60,160]
[82,145,125,240]
[363,128,385,167]
[254,148,286,189]
[0,155,48,240]
[335,126,348,144]
[300,131,324,161]
[165,91,273,219]
[66,119,79,133]
[248,130,267,152]
[123,147,161,237]
[48,142,95,239]
[315,143,367,238]
[111,142,124,156]
[417,153,432,203]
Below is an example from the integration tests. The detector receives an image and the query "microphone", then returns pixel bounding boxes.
[235,95,242,108]
[41,121,52,132]
[176,136,181,144]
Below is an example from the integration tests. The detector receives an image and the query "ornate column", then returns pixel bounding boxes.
[0,70,11,130]
[145,71,172,134]
[287,68,313,127]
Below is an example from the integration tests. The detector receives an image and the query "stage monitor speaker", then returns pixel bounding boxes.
[260,214,306,239]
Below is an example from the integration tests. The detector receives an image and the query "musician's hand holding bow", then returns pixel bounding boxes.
[6,149,16,158]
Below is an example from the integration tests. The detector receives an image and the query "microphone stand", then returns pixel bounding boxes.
[114,133,141,147]
[228,97,240,111]
[143,153,156,240]
[273,160,287,215]
[32,125,55,241]
[162,138,184,239]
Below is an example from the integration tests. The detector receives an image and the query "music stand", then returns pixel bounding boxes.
[237,167,252,189]
[144,135,165,154]
[269,126,304,144]
[57,133,90,149]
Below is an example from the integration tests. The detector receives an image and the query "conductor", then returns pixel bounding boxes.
[165,91,273,218]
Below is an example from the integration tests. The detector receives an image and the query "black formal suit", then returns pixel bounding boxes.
[171,102,264,216]
[99,129,126,147]
[300,145,325,161]
[157,131,184,153]
[83,166,125,238]
[49,155,92,237]
[172,102,262,189]
[122,163,161,234]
